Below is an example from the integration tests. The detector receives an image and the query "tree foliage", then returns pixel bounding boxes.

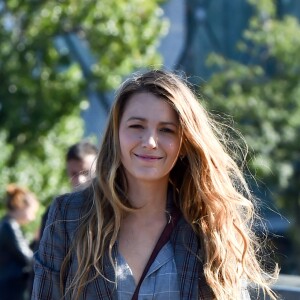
[0,0,167,213]
[203,0,300,270]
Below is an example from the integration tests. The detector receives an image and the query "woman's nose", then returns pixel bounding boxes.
[141,131,157,148]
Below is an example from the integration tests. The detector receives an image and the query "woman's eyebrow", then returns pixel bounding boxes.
[160,121,178,127]
[126,117,145,122]
[126,117,178,127]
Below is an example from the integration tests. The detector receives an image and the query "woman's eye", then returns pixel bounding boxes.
[160,128,175,133]
[129,124,143,129]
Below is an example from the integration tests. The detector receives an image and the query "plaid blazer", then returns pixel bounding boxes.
[31,189,248,300]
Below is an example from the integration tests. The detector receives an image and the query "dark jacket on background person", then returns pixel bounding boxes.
[0,215,34,300]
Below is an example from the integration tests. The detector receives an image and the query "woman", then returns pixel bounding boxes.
[0,184,39,300]
[32,70,278,299]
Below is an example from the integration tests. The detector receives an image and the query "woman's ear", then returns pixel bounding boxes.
[179,143,187,158]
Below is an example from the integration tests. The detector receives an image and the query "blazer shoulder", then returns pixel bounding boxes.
[53,186,92,213]
[47,187,93,234]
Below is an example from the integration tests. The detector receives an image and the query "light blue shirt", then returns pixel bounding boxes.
[116,241,181,300]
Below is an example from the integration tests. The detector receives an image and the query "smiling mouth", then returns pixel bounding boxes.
[134,154,163,160]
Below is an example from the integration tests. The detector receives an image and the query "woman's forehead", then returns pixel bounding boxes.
[121,92,179,123]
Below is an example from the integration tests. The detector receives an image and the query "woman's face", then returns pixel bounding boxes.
[16,195,39,225]
[119,92,182,185]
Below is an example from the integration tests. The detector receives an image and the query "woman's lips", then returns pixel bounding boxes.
[134,154,163,160]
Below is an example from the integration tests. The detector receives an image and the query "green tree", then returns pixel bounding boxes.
[0,0,168,215]
[203,0,300,271]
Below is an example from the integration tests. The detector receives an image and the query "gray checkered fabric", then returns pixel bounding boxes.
[31,189,250,299]
[116,241,180,300]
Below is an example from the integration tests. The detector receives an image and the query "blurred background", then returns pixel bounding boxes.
[0,0,299,286]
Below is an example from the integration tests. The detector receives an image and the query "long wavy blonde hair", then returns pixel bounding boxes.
[61,69,278,299]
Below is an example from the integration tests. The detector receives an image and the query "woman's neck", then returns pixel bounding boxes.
[126,180,169,219]
[8,211,23,225]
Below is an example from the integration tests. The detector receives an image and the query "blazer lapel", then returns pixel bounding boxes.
[171,218,214,300]
[171,218,199,299]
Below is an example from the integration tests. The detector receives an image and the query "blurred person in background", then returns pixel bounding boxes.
[38,140,98,237]
[0,184,39,300]
[66,140,99,190]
